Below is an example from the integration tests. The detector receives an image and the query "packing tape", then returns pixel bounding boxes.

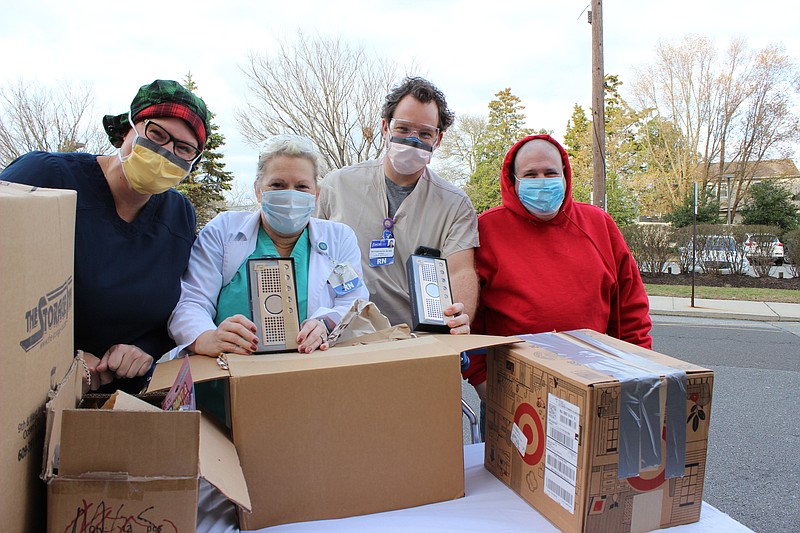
[518,331,686,481]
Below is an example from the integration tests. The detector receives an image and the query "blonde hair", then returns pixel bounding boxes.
[255,134,325,183]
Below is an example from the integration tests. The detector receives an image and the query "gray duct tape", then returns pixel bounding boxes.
[518,331,687,480]
[565,331,687,479]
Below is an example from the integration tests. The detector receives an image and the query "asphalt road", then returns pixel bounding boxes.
[651,316,800,533]
[461,316,800,533]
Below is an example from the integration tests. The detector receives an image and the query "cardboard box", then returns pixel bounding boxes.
[148,334,512,530]
[0,181,76,532]
[484,330,713,533]
[43,357,251,532]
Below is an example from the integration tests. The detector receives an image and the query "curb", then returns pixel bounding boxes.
[649,309,784,322]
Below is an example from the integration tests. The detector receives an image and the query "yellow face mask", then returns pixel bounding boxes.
[118,136,193,195]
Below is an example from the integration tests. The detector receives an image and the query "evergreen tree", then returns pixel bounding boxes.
[663,193,721,228]
[563,104,592,203]
[603,76,643,226]
[563,75,643,225]
[177,73,234,229]
[466,89,534,213]
[740,181,799,230]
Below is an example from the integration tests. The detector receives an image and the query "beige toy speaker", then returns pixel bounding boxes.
[247,258,300,353]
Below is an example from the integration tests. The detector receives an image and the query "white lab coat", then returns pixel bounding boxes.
[168,210,368,355]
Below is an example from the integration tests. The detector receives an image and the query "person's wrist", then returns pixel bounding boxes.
[318,318,332,335]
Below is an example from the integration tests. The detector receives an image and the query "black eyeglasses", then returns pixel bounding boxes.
[143,120,202,162]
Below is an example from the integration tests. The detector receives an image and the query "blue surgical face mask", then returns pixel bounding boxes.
[517,177,565,218]
[260,190,316,236]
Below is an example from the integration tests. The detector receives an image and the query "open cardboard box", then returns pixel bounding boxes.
[148,333,514,530]
[1,181,76,532]
[42,356,251,532]
[484,330,714,533]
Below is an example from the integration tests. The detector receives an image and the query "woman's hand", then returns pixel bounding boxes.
[297,318,329,354]
[81,351,115,393]
[191,314,259,357]
[444,302,470,335]
[96,344,154,380]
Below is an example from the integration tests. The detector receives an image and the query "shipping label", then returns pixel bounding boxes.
[544,393,580,513]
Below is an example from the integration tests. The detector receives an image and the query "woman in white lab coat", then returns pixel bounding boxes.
[168,135,368,358]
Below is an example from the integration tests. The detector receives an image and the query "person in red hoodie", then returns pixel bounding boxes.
[463,134,652,404]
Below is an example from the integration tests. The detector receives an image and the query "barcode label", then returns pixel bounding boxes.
[549,427,574,449]
[545,393,580,513]
[546,452,577,482]
[547,394,580,453]
[545,470,575,513]
[560,412,578,430]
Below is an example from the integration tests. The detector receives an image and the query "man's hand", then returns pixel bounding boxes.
[444,302,470,335]
[191,314,259,357]
[96,344,154,381]
[297,318,330,354]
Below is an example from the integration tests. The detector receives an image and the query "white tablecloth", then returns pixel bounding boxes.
[197,443,753,532]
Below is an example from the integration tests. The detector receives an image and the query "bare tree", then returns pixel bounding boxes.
[631,36,718,209]
[631,36,800,216]
[224,180,259,212]
[0,79,110,169]
[237,32,397,172]
[433,113,487,187]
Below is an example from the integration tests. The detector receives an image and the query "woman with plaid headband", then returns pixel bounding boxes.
[1,79,210,395]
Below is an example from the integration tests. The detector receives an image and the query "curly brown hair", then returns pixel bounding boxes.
[381,77,455,133]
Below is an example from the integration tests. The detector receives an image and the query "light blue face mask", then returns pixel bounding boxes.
[261,189,316,235]
[517,177,565,218]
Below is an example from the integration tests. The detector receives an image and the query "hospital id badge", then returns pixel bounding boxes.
[369,238,395,267]
[329,263,362,296]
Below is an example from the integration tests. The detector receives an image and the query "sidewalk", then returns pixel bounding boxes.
[649,295,800,322]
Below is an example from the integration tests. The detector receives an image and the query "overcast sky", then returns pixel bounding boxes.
[2,0,798,196]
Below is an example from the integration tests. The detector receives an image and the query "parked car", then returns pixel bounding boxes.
[686,235,751,273]
[744,233,785,266]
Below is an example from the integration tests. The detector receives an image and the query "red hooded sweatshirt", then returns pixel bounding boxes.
[463,135,652,386]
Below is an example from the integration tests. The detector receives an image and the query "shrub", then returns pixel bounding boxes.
[740,224,783,278]
[679,224,749,275]
[783,228,800,277]
[622,224,673,274]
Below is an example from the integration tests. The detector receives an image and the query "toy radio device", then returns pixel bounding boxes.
[246,258,300,353]
[406,247,454,333]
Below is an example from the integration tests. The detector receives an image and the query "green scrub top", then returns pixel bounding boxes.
[198,225,311,427]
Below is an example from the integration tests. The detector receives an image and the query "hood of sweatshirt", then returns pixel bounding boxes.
[499,134,574,224]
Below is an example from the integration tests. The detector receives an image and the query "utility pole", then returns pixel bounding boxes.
[590,0,606,210]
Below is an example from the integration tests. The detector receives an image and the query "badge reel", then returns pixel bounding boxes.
[369,217,396,267]
[328,262,362,296]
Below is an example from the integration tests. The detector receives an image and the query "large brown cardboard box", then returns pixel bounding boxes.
[149,334,512,530]
[43,357,251,532]
[484,330,713,533]
[0,181,76,532]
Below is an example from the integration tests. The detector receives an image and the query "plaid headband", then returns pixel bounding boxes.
[103,79,209,149]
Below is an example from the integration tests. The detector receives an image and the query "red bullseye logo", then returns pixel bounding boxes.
[513,402,545,466]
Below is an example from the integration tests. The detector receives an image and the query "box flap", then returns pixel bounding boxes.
[198,414,251,512]
[224,335,460,377]
[102,390,162,412]
[42,357,83,480]
[59,410,200,477]
[425,333,520,353]
[149,355,230,392]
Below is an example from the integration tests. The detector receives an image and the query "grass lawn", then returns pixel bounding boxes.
[644,284,800,304]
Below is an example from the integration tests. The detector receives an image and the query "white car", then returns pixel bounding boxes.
[744,233,785,266]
